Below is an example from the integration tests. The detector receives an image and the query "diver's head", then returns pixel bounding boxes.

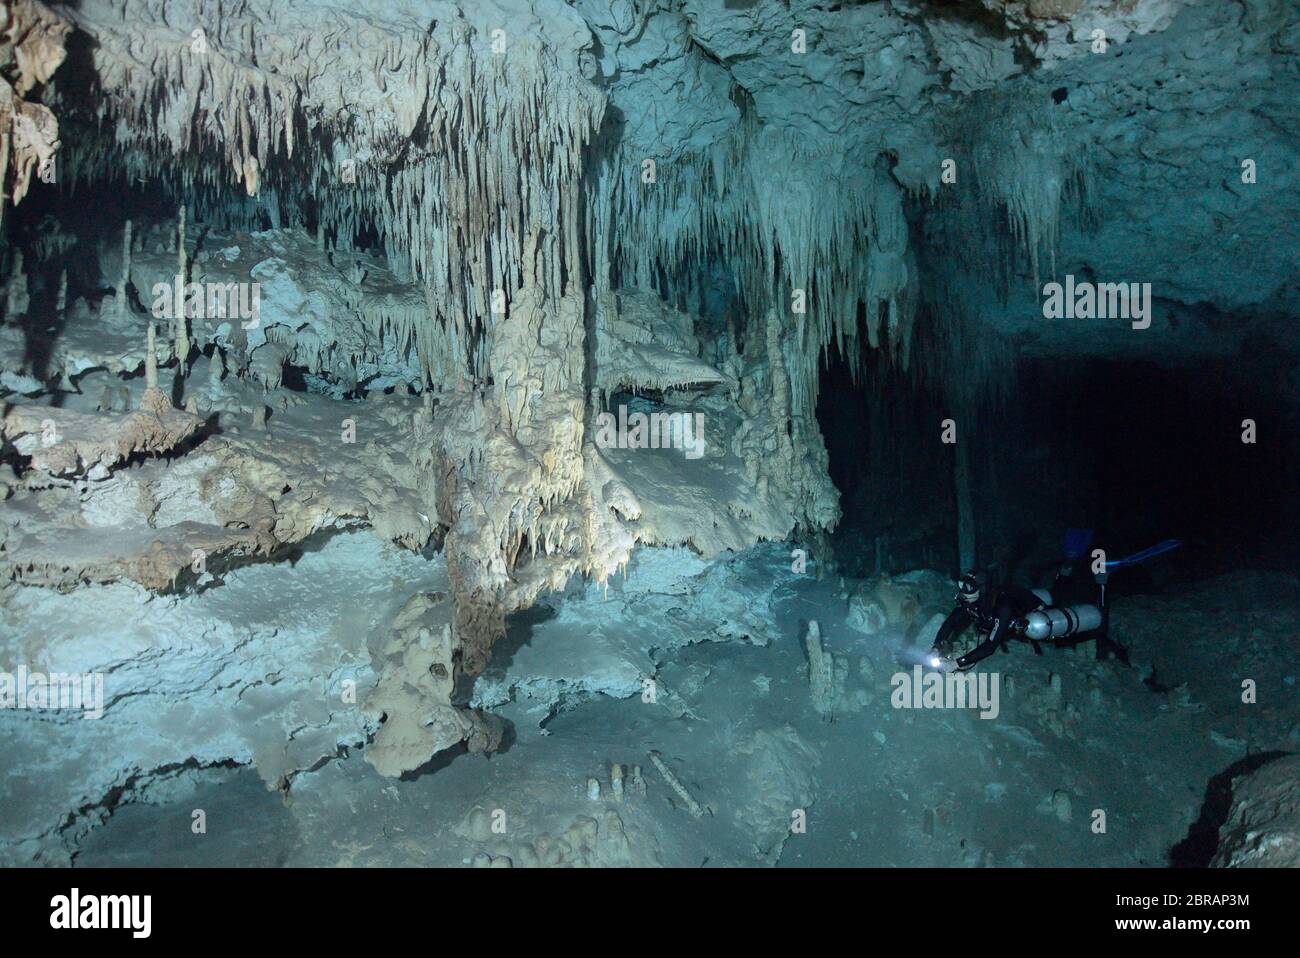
[957,572,982,606]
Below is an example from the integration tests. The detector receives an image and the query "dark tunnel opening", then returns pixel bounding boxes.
[817,341,1299,594]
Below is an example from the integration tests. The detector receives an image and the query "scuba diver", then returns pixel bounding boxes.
[926,531,1180,672]
[926,571,1061,672]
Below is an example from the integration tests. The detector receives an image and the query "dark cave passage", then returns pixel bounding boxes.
[816,347,956,578]
[818,343,1299,593]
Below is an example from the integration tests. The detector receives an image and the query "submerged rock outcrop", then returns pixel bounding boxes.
[1213,755,1300,868]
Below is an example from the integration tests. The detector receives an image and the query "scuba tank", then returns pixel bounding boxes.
[1022,604,1103,641]
[1017,529,1177,643]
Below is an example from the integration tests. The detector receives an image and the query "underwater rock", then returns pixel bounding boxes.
[1213,756,1300,868]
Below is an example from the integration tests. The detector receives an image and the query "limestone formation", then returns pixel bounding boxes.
[805,619,835,720]
[0,0,67,224]
[362,592,506,777]
[648,751,706,819]
[1213,756,1300,868]
[0,0,1292,875]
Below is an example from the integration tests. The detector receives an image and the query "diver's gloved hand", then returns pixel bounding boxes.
[925,647,957,672]
[951,654,976,672]
[929,644,978,672]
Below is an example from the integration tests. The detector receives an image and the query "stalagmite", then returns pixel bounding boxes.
[208,349,224,390]
[1051,790,1072,824]
[140,321,171,415]
[805,619,834,720]
[143,320,157,389]
[648,751,705,819]
[766,309,793,458]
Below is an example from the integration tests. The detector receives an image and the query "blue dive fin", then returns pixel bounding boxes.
[1104,539,1181,570]
[1063,528,1094,562]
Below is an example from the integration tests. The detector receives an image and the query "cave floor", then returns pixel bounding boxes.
[65,545,1300,868]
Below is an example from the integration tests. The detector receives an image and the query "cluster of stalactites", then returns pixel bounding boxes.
[963,84,1091,289]
[586,80,1091,427]
[587,126,918,426]
[58,2,606,389]
[882,84,1090,417]
[67,5,301,197]
[57,136,303,234]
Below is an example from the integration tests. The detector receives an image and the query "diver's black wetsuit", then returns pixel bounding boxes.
[934,585,1047,670]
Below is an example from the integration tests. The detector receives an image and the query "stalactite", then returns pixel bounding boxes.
[587,127,918,423]
[954,438,975,574]
[765,308,795,464]
[914,264,1017,417]
[116,218,132,318]
[58,4,605,391]
[962,84,1090,288]
[0,124,9,225]
[4,249,28,316]
[175,204,189,366]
